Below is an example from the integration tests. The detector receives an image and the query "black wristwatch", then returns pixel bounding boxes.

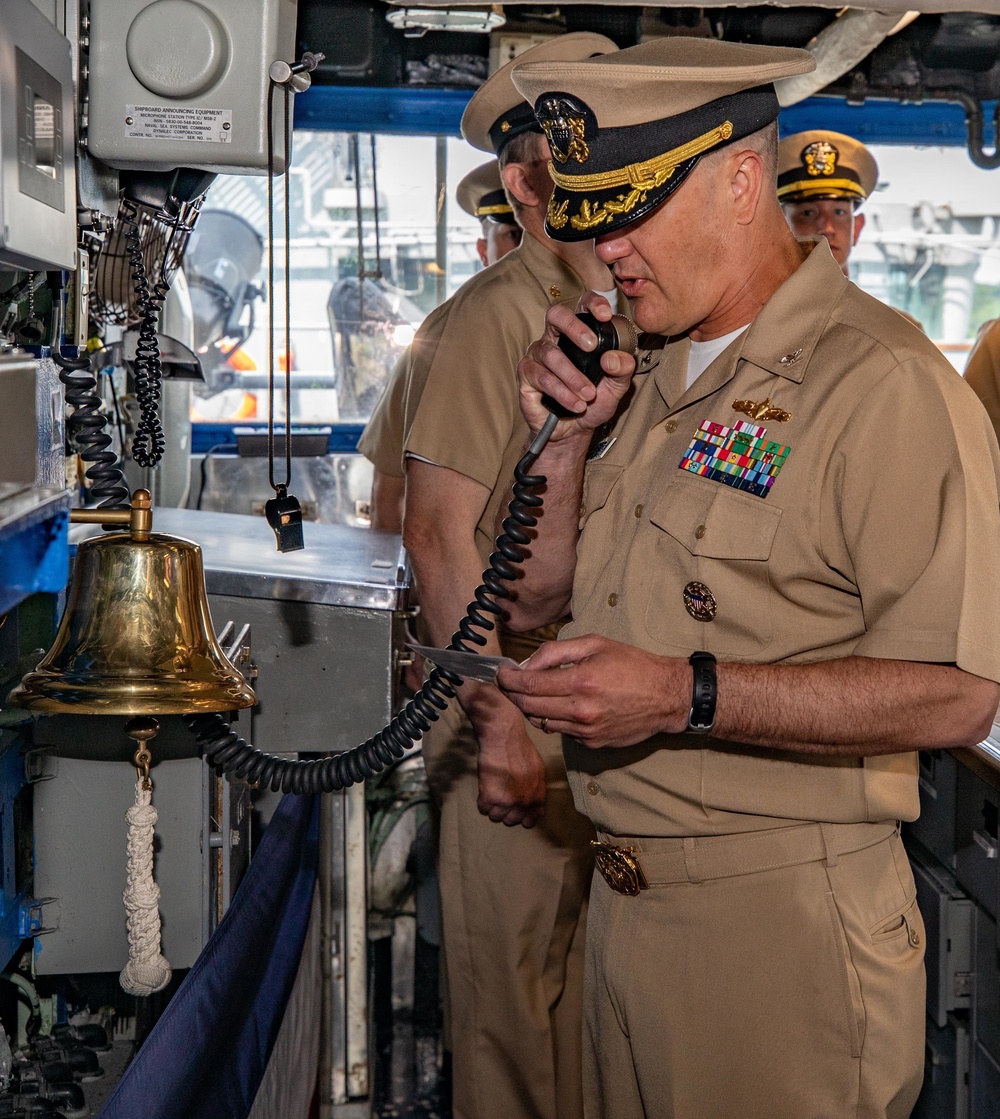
[687,651,717,734]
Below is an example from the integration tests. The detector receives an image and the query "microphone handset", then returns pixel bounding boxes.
[541,311,639,420]
[185,309,639,793]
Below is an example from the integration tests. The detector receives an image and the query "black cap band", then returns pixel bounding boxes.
[476,188,515,223]
[488,101,542,156]
[538,84,780,242]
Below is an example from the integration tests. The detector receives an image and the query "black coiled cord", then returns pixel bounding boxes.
[53,349,130,511]
[122,202,167,469]
[184,414,560,793]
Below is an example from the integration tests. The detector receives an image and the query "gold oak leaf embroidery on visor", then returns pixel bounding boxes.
[547,121,734,232]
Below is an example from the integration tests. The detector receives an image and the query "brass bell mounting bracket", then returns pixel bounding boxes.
[69,488,153,541]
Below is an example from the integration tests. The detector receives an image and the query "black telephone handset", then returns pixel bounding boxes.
[543,310,639,418]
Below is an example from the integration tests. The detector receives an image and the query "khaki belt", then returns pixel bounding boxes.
[591,820,898,896]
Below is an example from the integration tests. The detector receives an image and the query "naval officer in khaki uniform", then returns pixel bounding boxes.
[496,38,1000,1119]
[395,34,619,1119]
[360,161,521,532]
[777,130,923,332]
[777,129,876,273]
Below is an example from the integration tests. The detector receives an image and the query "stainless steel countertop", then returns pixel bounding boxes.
[71,508,410,611]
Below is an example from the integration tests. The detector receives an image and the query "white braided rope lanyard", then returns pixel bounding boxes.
[119,778,172,996]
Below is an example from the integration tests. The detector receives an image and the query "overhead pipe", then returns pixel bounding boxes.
[775,9,916,108]
[941,90,1000,170]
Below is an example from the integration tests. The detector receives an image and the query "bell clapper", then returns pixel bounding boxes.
[119,716,172,997]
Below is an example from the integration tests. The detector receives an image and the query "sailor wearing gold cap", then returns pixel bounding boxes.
[497,35,1000,1119]
[778,129,878,273]
[455,159,522,268]
[365,31,621,1119]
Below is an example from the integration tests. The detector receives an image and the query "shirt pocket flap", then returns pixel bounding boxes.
[649,479,782,560]
[581,462,625,524]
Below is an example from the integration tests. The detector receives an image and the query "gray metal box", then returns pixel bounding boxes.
[0,0,76,269]
[0,351,37,486]
[912,853,974,1027]
[973,908,1000,1068]
[32,756,249,973]
[913,1014,970,1119]
[956,762,1000,919]
[87,0,297,174]
[972,1041,1000,1119]
[908,749,960,868]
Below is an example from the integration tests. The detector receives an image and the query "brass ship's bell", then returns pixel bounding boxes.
[9,490,256,716]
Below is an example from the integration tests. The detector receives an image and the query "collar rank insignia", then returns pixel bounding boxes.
[536,94,595,166]
[732,397,792,423]
[802,140,838,178]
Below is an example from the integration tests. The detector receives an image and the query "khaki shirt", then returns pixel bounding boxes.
[358,351,407,478]
[404,231,589,569]
[964,318,1000,448]
[564,239,1000,837]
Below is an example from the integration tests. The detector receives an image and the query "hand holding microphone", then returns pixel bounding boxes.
[517,293,638,440]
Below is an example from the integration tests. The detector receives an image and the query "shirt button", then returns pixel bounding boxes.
[634,503,644,518]
[608,592,618,607]
[695,524,706,539]
[586,781,600,796]
[664,420,678,433]
[908,925,920,948]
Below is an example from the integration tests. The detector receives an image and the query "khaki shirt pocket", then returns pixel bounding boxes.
[643,478,783,655]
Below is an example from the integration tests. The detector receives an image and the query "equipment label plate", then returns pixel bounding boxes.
[124,105,233,144]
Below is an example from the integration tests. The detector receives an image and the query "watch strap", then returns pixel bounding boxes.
[687,651,717,734]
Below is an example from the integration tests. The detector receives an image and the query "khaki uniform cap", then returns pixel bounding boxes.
[461,31,617,154]
[778,129,879,204]
[512,38,815,127]
[455,159,514,223]
[510,38,814,240]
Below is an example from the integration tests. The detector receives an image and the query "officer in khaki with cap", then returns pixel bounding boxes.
[777,129,876,274]
[394,33,620,1119]
[360,160,521,532]
[494,37,1000,1119]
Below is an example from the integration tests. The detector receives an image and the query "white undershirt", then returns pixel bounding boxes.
[685,325,750,390]
[596,287,620,313]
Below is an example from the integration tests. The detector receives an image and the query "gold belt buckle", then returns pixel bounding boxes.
[591,841,649,896]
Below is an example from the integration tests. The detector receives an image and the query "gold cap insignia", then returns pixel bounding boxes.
[802,140,839,178]
[501,120,511,133]
[537,95,593,166]
[732,397,792,422]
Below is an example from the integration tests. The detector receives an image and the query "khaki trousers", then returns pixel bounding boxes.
[423,698,595,1119]
[584,823,926,1119]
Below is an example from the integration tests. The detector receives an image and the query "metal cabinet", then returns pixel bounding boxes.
[955,762,1000,920]
[913,1015,970,1119]
[912,853,974,1028]
[909,749,960,868]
